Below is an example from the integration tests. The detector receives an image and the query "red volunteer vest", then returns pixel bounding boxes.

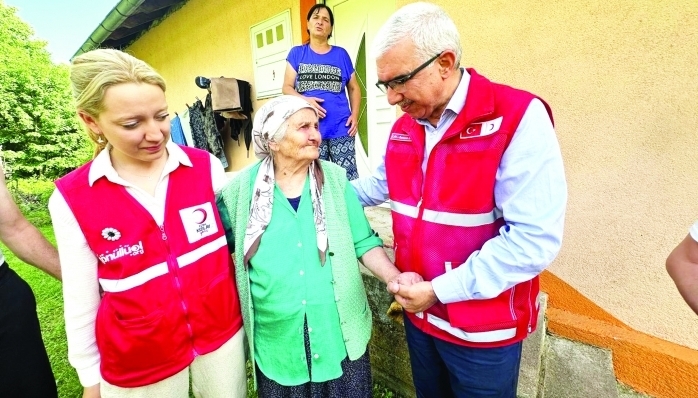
[55,146,242,387]
[386,69,553,348]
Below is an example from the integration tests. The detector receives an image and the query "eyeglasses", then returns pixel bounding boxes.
[375,53,442,94]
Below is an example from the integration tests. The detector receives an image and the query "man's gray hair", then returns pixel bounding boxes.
[372,2,462,68]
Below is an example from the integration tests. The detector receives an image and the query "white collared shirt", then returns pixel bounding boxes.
[351,70,567,303]
[690,221,698,242]
[48,142,227,387]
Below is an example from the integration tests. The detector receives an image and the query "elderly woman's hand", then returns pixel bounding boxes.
[302,96,326,118]
[387,271,423,290]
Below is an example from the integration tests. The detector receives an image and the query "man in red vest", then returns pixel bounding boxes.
[0,161,61,398]
[352,2,567,397]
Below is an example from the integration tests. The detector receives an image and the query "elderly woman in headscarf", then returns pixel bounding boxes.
[216,95,402,398]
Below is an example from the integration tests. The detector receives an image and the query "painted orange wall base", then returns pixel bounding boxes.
[540,270,628,328]
[542,271,698,398]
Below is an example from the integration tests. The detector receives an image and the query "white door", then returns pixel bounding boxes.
[326,0,395,178]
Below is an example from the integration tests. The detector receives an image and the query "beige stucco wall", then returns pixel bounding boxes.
[397,0,697,349]
[127,0,301,171]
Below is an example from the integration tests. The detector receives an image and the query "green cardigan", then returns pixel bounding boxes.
[218,160,374,384]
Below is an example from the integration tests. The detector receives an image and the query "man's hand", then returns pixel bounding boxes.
[389,277,438,313]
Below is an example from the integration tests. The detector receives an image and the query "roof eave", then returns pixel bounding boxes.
[72,0,146,60]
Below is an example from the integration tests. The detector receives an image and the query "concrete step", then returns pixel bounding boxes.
[517,292,548,398]
[542,336,618,398]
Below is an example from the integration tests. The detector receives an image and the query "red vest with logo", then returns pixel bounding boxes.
[55,146,242,387]
[386,69,553,348]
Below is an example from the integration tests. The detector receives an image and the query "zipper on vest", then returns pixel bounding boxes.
[407,196,426,280]
[160,224,199,357]
[527,279,533,334]
[412,145,437,278]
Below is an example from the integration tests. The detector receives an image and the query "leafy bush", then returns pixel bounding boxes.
[8,178,55,227]
[0,3,93,180]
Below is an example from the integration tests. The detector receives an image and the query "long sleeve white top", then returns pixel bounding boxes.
[48,142,227,387]
[351,70,567,302]
[690,221,698,242]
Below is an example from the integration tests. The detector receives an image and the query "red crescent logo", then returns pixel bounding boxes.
[193,208,207,224]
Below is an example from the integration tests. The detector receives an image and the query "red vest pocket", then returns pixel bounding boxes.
[97,298,183,385]
[190,270,240,342]
[386,152,421,202]
[445,287,517,332]
[441,150,500,211]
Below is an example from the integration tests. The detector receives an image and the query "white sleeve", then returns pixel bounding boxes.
[350,153,390,206]
[690,221,698,242]
[209,154,228,194]
[48,190,102,387]
[432,98,567,301]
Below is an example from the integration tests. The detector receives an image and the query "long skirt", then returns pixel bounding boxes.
[255,318,372,398]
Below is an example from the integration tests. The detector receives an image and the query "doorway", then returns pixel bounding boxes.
[326,0,395,177]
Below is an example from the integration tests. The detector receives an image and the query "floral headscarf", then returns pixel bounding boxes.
[244,95,327,265]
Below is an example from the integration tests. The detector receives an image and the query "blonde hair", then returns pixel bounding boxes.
[69,49,167,157]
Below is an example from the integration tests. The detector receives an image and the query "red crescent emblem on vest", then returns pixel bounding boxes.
[193,208,208,224]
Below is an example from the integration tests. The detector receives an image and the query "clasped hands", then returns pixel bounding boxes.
[387,272,438,313]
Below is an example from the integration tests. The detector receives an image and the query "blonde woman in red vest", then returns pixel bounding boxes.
[48,49,246,398]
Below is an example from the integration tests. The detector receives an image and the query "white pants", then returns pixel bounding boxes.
[101,329,246,398]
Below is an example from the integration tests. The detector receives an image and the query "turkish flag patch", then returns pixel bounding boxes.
[460,116,503,139]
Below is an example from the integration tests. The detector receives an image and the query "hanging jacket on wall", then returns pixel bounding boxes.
[187,100,209,151]
[228,80,253,156]
[203,93,229,168]
[179,109,195,147]
[210,77,242,113]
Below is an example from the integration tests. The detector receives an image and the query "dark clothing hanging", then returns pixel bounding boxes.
[187,100,209,151]
[228,80,253,156]
[203,93,229,168]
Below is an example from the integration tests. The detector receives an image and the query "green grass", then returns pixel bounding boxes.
[6,226,402,398]
[8,178,54,226]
